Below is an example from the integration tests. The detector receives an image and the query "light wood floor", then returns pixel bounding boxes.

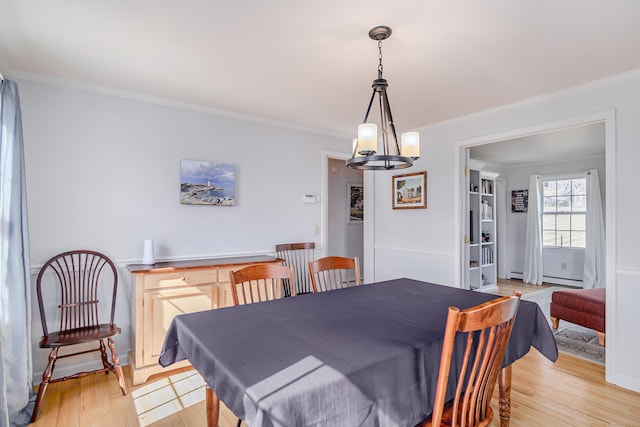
[30,279,640,426]
[493,277,555,297]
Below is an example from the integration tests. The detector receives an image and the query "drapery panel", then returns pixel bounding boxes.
[0,78,34,426]
[583,169,605,288]
[523,175,543,285]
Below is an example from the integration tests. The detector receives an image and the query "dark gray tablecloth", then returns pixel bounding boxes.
[159,278,557,427]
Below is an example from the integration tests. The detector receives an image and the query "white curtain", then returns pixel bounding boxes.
[0,79,34,426]
[523,175,544,285]
[583,169,605,288]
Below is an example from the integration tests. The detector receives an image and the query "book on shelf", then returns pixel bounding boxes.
[481,179,493,194]
[481,200,493,220]
[481,247,494,265]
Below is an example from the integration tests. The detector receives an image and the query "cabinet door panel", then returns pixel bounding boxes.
[143,285,215,365]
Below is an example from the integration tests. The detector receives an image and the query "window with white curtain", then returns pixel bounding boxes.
[542,177,587,248]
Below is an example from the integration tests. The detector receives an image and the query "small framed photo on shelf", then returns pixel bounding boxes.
[392,171,427,210]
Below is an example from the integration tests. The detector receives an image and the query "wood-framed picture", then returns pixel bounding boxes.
[348,182,364,223]
[392,171,427,209]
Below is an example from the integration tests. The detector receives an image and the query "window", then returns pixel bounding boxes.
[542,178,586,248]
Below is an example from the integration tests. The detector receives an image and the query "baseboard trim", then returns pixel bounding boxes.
[510,272,583,288]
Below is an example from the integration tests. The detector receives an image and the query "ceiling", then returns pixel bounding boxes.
[469,121,606,167]
[1,1,638,155]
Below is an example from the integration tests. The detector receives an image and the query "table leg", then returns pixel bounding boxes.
[206,386,220,427]
[498,365,512,427]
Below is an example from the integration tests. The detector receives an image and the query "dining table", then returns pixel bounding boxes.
[159,278,558,427]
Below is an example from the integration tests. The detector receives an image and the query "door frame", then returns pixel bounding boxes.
[453,109,616,381]
[321,150,374,283]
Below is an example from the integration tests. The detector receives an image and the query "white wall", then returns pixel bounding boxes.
[370,71,640,392]
[18,78,348,381]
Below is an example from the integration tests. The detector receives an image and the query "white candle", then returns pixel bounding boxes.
[142,239,155,265]
[401,132,420,158]
[357,123,377,154]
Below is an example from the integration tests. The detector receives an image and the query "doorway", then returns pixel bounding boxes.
[467,121,606,288]
[455,110,615,380]
[325,157,364,268]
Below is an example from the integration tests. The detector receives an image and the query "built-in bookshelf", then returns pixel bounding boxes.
[466,169,498,291]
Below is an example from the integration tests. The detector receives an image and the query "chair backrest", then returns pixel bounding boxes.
[275,242,316,295]
[430,292,521,427]
[36,250,119,337]
[308,256,360,293]
[229,264,296,305]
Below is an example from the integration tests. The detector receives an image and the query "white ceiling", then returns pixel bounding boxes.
[469,121,606,167]
[1,1,638,158]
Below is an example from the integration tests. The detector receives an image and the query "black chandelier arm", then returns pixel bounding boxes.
[362,89,377,123]
[381,89,401,156]
[378,90,389,155]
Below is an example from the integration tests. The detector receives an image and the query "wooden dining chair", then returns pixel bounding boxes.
[275,242,315,295]
[417,291,521,427]
[228,263,296,427]
[32,250,127,422]
[229,263,297,305]
[308,256,360,293]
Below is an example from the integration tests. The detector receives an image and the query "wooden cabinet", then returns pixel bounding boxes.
[466,169,499,292]
[127,255,282,384]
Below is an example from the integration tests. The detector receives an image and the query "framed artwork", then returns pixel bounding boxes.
[348,183,364,223]
[511,189,528,212]
[180,160,235,206]
[392,171,427,209]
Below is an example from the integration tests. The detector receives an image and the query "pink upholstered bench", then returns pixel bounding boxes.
[550,287,605,346]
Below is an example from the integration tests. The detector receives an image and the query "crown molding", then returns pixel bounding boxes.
[9,70,351,140]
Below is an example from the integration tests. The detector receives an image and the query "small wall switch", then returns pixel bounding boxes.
[303,194,317,204]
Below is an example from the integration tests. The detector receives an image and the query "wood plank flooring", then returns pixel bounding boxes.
[493,277,555,297]
[30,279,640,427]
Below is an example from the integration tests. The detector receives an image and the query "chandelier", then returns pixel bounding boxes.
[346,26,420,170]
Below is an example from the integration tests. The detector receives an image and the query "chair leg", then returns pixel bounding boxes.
[236,418,242,427]
[31,347,59,423]
[108,337,127,395]
[99,339,109,373]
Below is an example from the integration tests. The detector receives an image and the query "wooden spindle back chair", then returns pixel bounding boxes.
[275,242,316,295]
[229,263,297,305]
[308,256,360,293]
[32,250,127,422]
[227,263,297,427]
[418,292,521,427]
